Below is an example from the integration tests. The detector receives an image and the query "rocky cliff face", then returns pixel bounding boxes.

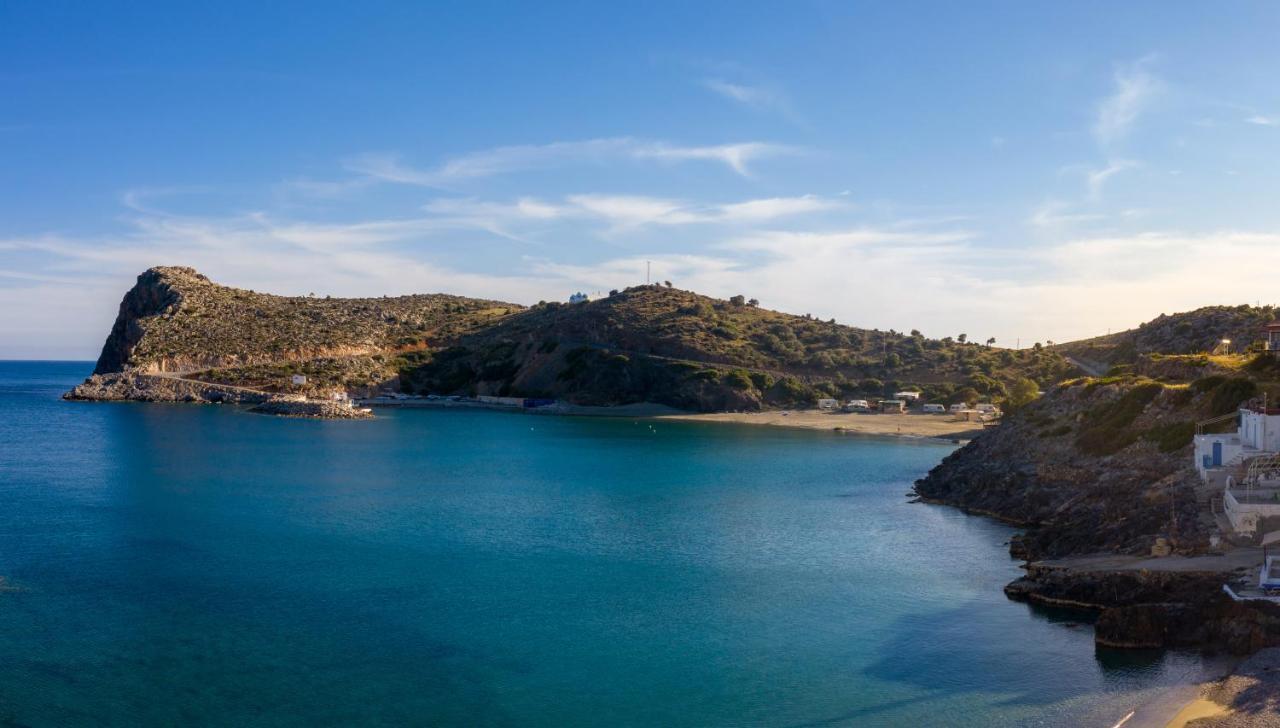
[914,378,1226,560]
[93,267,190,374]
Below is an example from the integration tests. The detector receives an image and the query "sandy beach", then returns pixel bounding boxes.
[654,409,986,440]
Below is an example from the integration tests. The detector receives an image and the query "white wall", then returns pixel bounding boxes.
[1240,411,1280,452]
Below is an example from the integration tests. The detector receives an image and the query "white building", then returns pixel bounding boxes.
[894,391,922,401]
[291,374,307,385]
[1196,401,1280,537]
[1195,405,1280,480]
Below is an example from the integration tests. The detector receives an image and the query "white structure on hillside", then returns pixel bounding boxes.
[894,391,922,401]
[291,374,307,385]
[1197,400,1280,537]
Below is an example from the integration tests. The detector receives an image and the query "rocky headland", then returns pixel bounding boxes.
[915,356,1280,654]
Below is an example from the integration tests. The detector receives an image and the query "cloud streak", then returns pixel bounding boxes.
[344,137,797,187]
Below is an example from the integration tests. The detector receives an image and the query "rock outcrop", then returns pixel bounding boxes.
[1005,562,1280,653]
[248,397,373,419]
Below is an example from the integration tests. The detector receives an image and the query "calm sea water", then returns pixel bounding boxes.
[0,361,1225,726]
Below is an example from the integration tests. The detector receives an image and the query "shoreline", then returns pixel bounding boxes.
[653,409,986,441]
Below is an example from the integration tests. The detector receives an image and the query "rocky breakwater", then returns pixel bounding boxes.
[64,372,272,404]
[248,396,373,419]
[1005,559,1280,653]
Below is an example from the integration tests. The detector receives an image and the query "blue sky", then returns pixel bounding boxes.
[4,2,1280,358]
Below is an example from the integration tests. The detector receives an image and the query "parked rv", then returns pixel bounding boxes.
[922,404,947,414]
[843,400,871,412]
[948,403,967,413]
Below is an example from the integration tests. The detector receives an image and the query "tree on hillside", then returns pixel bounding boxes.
[958,333,968,344]
[747,298,759,307]
[986,337,996,347]
[949,387,981,406]
[1005,377,1040,412]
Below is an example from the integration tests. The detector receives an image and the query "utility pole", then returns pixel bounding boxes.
[646,261,651,285]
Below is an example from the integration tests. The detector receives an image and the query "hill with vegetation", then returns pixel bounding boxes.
[398,284,1078,410]
[73,268,1077,409]
[1059,305,1278,371]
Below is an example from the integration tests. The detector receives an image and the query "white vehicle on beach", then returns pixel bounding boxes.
[949,403,968,413]
[843,400,870,412]
[921,404,946,414]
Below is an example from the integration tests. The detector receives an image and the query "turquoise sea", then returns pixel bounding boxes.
[0,361,1225,726]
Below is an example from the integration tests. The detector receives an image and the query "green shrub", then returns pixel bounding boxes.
[724,369,754,390]
[1208,377,1258,416]
[1142,421,1196,453]
[1075,382,1163,455]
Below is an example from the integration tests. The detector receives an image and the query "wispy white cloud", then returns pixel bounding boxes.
[1028,200,1105,229]
[1086,159,1138,200]
[421,193,840,230]
[1245,114,1279,127]
[10,191,1280,358]
[344,137,796,187]
[1094,56,1162,145]
[703,79,772,105]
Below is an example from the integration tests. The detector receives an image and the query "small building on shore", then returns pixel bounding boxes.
[879,399,906,413]
[894,391,922,401]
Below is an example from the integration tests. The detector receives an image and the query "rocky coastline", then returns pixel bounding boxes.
[911,373,1280,656]
[65,373,371,419]
[248,397,373,419]
[65,372,273,403]
[1004,560,1280,653]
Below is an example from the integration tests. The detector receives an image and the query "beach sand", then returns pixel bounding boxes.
[654,410,985,440]
[1164,697,1229,727]
[1154,648,1280,728]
